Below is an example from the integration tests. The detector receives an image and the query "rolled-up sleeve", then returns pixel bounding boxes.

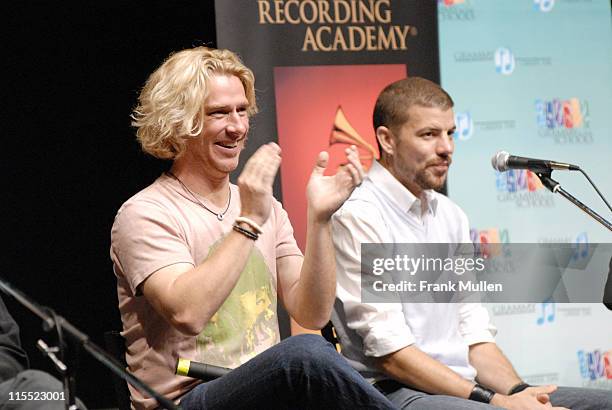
[332,202,414,357]
[458,303,497,346]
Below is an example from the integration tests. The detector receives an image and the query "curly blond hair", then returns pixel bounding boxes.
[131,47,257,159]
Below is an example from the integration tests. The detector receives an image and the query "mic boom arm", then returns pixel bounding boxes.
[536,171,611,232]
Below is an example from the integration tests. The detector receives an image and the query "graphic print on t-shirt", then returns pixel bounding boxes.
[196,241,280,367]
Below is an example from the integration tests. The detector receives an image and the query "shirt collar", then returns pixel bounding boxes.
[367,160,439,216]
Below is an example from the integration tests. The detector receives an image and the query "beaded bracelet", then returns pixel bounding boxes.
[232,223,259,240]
[235,216,263,234]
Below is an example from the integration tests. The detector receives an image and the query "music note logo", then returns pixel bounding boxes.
[494,47,515,75]
[571,232,589,262]
[536,300,555,325]
[534,0,555,13]
[454,111,473,141]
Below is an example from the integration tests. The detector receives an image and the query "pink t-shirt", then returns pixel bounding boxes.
[110,174,302,409]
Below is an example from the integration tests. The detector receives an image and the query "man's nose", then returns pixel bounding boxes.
[226,111,247,135]
[437,133,454,155]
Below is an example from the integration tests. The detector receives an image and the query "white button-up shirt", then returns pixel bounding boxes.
[331,160,496,381]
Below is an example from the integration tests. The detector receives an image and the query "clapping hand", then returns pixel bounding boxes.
[306,145,365,222]
[237,143,282,225]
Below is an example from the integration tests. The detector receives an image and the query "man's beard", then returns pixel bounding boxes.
[415,167,448,192]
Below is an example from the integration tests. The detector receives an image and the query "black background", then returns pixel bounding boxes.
[4,1,217,408]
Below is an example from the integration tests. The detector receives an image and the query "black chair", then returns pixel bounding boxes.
[321,321,341,352]
[103,330,132,410]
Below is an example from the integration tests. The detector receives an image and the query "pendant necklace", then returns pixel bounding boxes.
[166,171,231,221]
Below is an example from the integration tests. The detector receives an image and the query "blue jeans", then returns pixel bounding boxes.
[376,380,612,410]
[180,334,397,409]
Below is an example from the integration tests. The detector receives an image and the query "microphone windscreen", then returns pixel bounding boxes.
[491,150,509,172]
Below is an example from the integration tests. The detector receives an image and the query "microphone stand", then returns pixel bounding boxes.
[536,171,612,232]
[0,277,179,410]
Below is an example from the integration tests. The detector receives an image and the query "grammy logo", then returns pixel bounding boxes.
[329,106,377,169]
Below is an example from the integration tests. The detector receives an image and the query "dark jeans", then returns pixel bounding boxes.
[180,334,397,409]
[376,380,612,410]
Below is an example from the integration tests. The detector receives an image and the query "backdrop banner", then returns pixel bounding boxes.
[215,0,439,249]
[439,0,612,391]
[215,0,612,390]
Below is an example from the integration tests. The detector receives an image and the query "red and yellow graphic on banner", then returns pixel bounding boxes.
[274,64,406,249]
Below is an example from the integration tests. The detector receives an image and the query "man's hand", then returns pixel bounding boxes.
[491,385,569,410]
[237,143,282,225]
[306,145,365,223]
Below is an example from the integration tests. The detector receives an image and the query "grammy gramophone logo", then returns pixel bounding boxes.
[272,63,404,248]
[329,106,377,170]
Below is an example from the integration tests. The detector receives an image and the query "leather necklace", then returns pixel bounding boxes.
[166,171,231,221]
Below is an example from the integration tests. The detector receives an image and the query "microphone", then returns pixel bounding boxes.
[176,358,231,381]
[491,151,579,173]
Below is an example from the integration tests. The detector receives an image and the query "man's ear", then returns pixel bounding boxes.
[376,126,395,157]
